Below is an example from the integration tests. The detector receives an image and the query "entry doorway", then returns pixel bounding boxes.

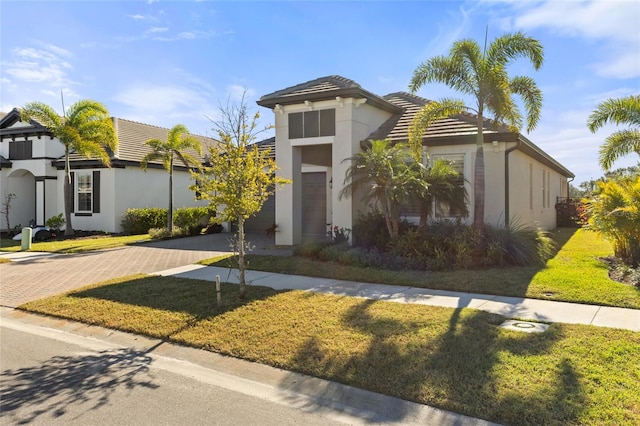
[301,172,327,242]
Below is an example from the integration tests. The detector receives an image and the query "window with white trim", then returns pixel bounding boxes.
[76,171,92,213]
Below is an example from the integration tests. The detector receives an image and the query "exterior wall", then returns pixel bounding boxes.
[507,149,566,230]
[272,98,392,245]
[1,169,35,230]
[53,166,205,233]
[0,130,64,230]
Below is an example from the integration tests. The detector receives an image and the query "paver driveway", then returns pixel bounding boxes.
[0,233,291,308]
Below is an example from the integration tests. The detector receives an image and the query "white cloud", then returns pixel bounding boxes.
[146,27,169,34]
[112,84,217,134]
[509,0,640,79]
[2,45,76,90]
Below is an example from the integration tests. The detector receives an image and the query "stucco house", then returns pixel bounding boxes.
[255,75,574,245]
[0,108,216,233]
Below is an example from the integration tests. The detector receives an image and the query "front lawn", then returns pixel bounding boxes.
[21,274,640,426]
[0,233,150,253]
[202,228,640,309]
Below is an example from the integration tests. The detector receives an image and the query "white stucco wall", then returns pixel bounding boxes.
[52,166,205,233]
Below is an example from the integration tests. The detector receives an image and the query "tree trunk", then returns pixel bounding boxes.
[238,216,246,299]
[473,115,485,231]
[64,149,74,236]
[168,155,174,234]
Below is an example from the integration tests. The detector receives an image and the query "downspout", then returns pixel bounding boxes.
[504,140,520,229]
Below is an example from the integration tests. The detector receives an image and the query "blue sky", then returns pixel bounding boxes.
[1,0,639,186]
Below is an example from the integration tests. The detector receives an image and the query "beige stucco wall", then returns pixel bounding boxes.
[272,97,393,245]
[507,149,567,230]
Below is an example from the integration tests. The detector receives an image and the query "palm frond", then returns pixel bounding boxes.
[598,129,640,170]
[587,95,640,132]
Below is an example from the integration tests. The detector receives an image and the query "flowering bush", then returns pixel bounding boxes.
[555,198,588,227]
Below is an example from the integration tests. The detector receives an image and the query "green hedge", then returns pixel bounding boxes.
[121,206,217,235]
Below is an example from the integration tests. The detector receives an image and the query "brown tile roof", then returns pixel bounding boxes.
[251,136,275,159]
[365,92,573,178]
[366,92,510,143]
[62,118,219,167]
[257,75,400,113]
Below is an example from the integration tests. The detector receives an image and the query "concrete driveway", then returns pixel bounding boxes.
[0,233,292,308]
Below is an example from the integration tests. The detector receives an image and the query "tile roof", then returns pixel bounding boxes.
[366,92,510,143]
[63,118,219,167]
[250,136,275,159]
[257,75,400,113]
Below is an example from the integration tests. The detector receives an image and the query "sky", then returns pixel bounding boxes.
[1,0,639,186]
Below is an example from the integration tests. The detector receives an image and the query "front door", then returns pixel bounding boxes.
[301,172,326,242]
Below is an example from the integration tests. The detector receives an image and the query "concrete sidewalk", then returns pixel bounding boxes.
[157,264,640,332]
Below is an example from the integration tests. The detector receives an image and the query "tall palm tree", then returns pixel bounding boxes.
[141,124,203,234]
[21,100,118,236]
[339,139,415,238]
[587,94,640,170]
[409,31,544,230]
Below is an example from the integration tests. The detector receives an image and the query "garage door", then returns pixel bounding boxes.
[244,193,275,234]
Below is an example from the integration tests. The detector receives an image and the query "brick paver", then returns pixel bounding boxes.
[0,233,289,308]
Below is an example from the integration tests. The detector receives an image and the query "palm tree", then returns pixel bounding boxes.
[339,139,415,238]
[141,124,202,234]
[587,94,640,170]
[409,31,544,230]
[21,100,118,236]
[413,158,468,228]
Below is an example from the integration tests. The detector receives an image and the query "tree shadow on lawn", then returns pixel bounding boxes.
[0,347,158,425]
[66,275,286,340]
[283,298,585,425]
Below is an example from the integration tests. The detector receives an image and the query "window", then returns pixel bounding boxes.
[289,109,335,139]
[9,140,33,160]
[76,172,92,212]
[542,169,550,208]
[434,154,465,218]
[529,163,533,210]
[72,171,100,214]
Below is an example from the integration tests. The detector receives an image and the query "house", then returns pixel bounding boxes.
[0,108,216,233]
[255,75,574,245]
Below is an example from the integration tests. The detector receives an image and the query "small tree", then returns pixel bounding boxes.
[339,139,416,238]
[191,95,290,298]
[141,124,202,234]
[21,99,118,236]
[1,193,16,231]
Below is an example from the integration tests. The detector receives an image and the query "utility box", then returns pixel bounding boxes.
[21,227,32,251]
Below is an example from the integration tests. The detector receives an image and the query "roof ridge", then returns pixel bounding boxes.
[115,117,217,140]
[259,75,361,100]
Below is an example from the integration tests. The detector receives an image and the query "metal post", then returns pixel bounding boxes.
[215,274,221,308]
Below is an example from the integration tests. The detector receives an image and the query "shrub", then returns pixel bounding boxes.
[45,213,65,232]
[149,227,188,240]
[555,198,587,227]
[174,206,216,236]
[121,208,167,235]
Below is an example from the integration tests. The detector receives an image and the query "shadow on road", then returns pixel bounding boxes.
[0,347,158,424]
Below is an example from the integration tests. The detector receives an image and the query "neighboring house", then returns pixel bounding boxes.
[0,108,216,233]
[256,75,574,245]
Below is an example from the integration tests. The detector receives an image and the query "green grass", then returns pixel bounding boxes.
[202,228,640,309]
[21,274,640,426]
[0,234,150,254]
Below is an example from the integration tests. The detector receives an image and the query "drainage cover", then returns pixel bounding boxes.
[499,320,549,333]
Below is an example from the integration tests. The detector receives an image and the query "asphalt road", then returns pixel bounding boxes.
[0,323,346,426]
